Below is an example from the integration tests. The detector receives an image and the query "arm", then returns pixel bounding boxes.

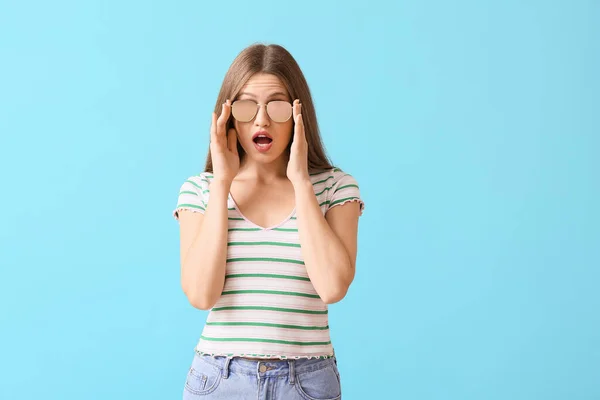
[178,180,231,310]
[178,99,239,310]
[286,100,361,303]
[294,181,361,303]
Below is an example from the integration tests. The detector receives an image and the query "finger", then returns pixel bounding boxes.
[298,103,303,135]
[296,113,305,142]
[216,100,231,136]
[293,100,304,136]
[216,101,227,136]
[227,128,238,155]
[210,112,217,142]
[292,99,301,123]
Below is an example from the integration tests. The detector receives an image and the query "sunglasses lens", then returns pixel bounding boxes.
[267,101,292,122]
[231,100,257,122]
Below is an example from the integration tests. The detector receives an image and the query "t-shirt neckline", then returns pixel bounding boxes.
[228,193,296,231]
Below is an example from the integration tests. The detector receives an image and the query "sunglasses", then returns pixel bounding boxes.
[231,100,293,123]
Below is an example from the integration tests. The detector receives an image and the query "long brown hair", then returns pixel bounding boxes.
[203,43,334,173]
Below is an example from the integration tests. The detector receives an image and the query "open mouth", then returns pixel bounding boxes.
[252,133,273,152]
[253,135,273,145]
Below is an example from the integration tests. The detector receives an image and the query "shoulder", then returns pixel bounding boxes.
[180,172,213,192]
[309,167,364,215]
[173,171,214,220]
[309,167,360,188]
[308,167,340,197]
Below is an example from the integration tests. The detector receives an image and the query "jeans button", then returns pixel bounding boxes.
[259,364,267,373]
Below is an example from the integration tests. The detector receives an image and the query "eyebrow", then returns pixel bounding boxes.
[236,91,289,100]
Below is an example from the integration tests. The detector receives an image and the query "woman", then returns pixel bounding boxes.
[173,43,364,400]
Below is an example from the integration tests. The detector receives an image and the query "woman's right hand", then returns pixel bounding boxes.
[210,100,239,184]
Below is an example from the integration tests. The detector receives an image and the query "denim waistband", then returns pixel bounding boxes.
[196,353,337,382]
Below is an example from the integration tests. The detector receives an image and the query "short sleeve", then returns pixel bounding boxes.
[326,169,365,216]
[172,173,210,221]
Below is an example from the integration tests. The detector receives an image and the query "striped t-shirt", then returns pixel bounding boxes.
[173,167,364,359]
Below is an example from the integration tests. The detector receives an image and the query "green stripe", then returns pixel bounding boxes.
[177,203,205,211]
[185,179,202,189]
[221,290,319,299]
[309,168,340,176]
[319,200,330,207]
[200,335,331,346]
[179,190,198,196]
[228,217,245,221]
[228,241,300,248]
[226,273,310,281]
[272,228,298,232]
[228,207,235,211]
[330,196,360,207]
[227,257,304,265]
[334,184,359,193]
[228,228,262,232]
[202,190,210,194]
[313,176,333,185]
[315,186,333,196]
[211,306,327,315]
[206,322,328,330]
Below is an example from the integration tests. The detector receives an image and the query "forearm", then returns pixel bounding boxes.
[182,180,231,309]
[294,180,354,303]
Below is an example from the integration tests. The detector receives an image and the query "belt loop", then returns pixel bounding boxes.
[222,357,232,379]
[288,359,295,385]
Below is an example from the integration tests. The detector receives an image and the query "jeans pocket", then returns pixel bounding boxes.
[294,364,341,400]
[184,355,223,396]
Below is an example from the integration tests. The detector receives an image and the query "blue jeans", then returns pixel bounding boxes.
[182,352,342,400]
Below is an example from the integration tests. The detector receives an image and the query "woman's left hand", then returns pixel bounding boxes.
[287,99,310,186]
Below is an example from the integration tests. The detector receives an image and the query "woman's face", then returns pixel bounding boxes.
[232,73,295,166]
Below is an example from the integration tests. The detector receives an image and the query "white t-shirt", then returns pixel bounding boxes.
[173,167,364,359]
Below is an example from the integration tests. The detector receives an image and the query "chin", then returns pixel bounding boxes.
[250,152,285,164]
[243,149,288,166]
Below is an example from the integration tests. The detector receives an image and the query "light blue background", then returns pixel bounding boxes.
[1,0,598,399]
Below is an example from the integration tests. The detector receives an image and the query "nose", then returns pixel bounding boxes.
[254,104,270,127]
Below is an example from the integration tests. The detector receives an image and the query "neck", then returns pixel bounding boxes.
[237,153,289,183]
